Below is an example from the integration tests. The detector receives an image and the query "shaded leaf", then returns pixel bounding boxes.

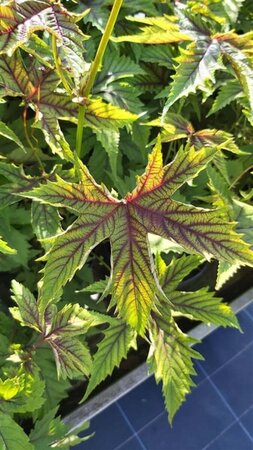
[34,347,71,411]
[31,202,61,251]
[0,120,26,151]
[0,412,34,450]
[0,160,49,209]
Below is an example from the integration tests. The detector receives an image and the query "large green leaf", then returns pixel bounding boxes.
[0,55,138,159]
[24,141,253,333]
[0,412,34,450]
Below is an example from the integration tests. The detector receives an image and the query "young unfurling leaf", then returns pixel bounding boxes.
[9,281,100,379]
[24,141,253,333]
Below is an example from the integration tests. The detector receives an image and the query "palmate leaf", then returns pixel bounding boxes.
[0,412,34,450]
[0,54,138,159]
[148,112,240,153]
[83,319,136,401]
[148,311,203,423]
[10,281,96,379]
[44,305,94,379]
[0,0,87,80]
[157,6,253,111]
[24,140,253,333]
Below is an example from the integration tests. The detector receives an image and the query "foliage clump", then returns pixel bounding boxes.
[0,0,253,445]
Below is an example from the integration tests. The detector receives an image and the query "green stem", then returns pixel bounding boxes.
[52,35,72,95]
[76,0,124,157]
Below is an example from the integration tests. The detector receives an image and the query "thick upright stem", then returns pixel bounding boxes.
[76,0,124,157]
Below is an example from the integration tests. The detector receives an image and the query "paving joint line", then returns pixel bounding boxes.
[196,362,253,444]
[200,403,253,450]
[113,401,148,450]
